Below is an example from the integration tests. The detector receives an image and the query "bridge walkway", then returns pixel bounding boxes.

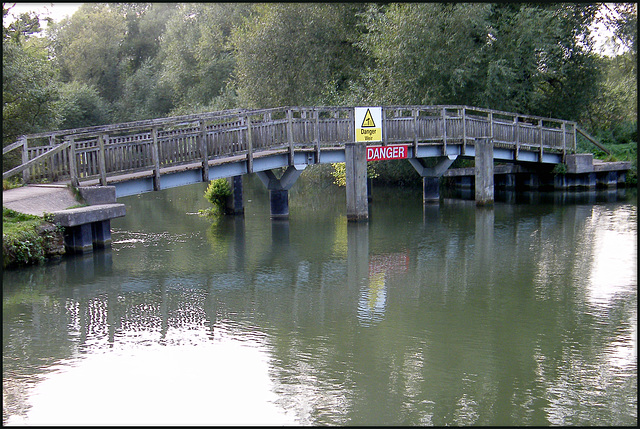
[2,105,626,221]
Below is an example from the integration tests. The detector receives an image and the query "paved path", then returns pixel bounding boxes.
[3,184,80,217]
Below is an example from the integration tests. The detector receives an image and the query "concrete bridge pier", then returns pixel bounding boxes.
[496,173,516,190]
[225,175,244,215]
[408,156,457,203]
[345,142,369,222]
[256,165,305,219]
[474,138,494,206]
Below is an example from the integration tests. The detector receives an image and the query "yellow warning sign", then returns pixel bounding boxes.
[361,109,376,128]
[355,107,382,143]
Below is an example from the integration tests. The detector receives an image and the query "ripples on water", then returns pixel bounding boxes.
[2,180,637,425]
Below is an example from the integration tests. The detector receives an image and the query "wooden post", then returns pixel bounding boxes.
[348,108,354,143]
[246,115,253,173]
[200,120,209,181]
[68,137,79,187]
[442,107,447,155]
[413,108,419,154]
[49,135,58,181]
[561,122,567,162]
[98,134,108,186]
[21,136,30,182]
[514,116,520,161]
[461,107,467,155]
[151,127,161,191]
[287,109,294,165]
[538,119,544,162]
[489,111,494,140]
[381,107,386,145]
[314,108,320,163]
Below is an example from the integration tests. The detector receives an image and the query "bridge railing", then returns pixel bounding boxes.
[3,105,578,185]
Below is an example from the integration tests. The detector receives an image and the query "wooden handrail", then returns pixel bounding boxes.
[2,140,71,180]
[2,139,24,155]
[576,127,610,155]
[3,105,582,184]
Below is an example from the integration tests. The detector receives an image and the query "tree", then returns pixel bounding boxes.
[3,6,59,146]
[359,3,491,105]
[157,3,250,112]
[231,3,367,108]
[49,3,127,103]
[115,58,174,121]
[360,3,601,120]
[55,81,111,130]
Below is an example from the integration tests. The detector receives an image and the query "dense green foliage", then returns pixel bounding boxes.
[203,178,232,215]
[2,2,636,180]
[2,208,51,268]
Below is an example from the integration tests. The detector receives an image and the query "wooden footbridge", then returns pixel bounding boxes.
[3,105,625,223]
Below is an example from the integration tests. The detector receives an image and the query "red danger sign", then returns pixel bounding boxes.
[366,145,408,161]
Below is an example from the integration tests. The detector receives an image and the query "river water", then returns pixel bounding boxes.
[3,174,637,425]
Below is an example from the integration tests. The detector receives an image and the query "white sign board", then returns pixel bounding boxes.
[354,107,382,143]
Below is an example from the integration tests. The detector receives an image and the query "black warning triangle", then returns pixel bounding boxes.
[361,109,376,128]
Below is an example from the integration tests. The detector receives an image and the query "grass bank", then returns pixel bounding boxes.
[2,208,65,269]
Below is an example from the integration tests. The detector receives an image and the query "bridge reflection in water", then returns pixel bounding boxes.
[2,182,636,424]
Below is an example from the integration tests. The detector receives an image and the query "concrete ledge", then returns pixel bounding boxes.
[78,186,117,205]
[566,154,593,174]
[444,164,531,177]
[593,160,631,172]
[50,203,126,227]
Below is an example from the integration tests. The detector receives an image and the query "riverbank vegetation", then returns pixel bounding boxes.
[3,3,636,184]
[2,208,64,269]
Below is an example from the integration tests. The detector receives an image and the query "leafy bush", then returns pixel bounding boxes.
[330,162,381,187]
[3,208,46,268]
[595,120,637,146]
[203,178,232,215]
[3,177,22,190]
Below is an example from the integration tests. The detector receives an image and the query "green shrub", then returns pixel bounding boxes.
[203,178,232,214]
[330,162,381,187]
[3,208,46,268]
[3,177,22,190]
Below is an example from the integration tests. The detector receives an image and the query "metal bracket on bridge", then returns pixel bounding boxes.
[255,165,306,191]
[408,155,458,177]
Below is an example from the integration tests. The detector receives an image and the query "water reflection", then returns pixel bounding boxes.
[8,332,296,426]
[3,178,637,425]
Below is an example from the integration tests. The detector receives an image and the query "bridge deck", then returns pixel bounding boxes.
[4,105,578,189]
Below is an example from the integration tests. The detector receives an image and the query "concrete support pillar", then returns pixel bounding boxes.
[92,220,112,248]
[504,173,516,190]
[523,173,540,189]
[64,223,94,253]
[617,172,626,187]
[256,166,304,219]
[474,138,494,206]
[225,175,244,215]
[553,174,568,190]
[423,177,440,203]
[345,142,368,222]
[460,176,473,189]
[596,171,617,188]
[269,189,289,219]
